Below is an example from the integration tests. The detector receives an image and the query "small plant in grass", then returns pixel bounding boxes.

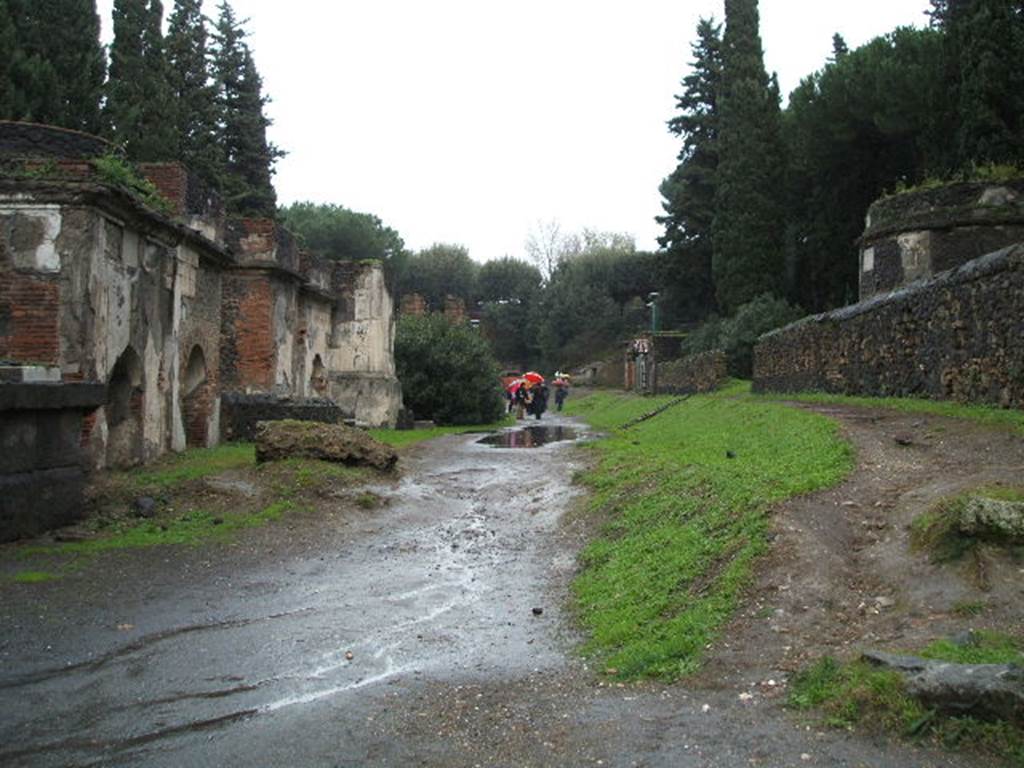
[355,492,383,510]
[12,570,59,584]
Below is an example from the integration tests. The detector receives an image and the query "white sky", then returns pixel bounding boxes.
[96,0,932,262]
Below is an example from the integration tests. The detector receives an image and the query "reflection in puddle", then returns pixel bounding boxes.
[477,426,578,448]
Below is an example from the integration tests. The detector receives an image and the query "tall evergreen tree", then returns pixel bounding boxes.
[166,0,222,186]
[105,0,176,161]
[43,0,106,132]
[0,0,17,118]
[2,0,62,124]
[213,1,282,216]
[712,0,786,314]
[656,17,722,322]
[945,0,1024,167]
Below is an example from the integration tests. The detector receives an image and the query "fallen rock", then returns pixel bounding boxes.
[254,420,398,471]
[893,433,915,447]
[958,496,1024,542]
[862,650,1024,723]
[132,496,157,518]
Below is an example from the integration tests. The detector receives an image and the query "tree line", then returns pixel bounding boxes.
[659,0,1024,326]
[0,0,280,216]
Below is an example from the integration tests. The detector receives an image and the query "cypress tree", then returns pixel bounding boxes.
[213,1,282,216]
[0,1,16,118]
[42,0,106,132]
[166,0,222,186]
[105,0,176,161]
[2,0,62,123]
[712,0,786,314]
[656,17,722,322]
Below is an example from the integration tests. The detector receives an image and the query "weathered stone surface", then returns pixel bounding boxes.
[753,245,1024,408]
[656,350,727,395]
[220,392,348,442]
[958,497,1024,541]
[254,419,397,471]
[862,651,1024,723]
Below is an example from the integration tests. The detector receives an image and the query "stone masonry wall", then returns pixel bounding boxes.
[754,245,1024,408]
[657,351,728,395]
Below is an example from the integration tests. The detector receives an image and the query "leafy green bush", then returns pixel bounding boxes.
[93,154,172,214]
[681,293,803,377]
[395,314,504,425]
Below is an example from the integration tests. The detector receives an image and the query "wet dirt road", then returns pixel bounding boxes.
[0,414,991,767]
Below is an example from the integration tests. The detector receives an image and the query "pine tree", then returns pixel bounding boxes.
[830,33,849,61]
[105,0,176,160]
[656,17,722,322]
[711,0,786,314]
[166,0,222,186]
[213,1,282,216]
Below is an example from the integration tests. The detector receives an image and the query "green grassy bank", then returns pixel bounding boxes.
[563,385,854,679]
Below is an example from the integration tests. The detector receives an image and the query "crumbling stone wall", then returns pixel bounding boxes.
[860,180,1024,300]
[754,245,1024,408]
[657,351,728,395]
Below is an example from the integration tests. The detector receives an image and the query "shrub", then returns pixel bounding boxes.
[681,293,803,377]
[395,314,504,425]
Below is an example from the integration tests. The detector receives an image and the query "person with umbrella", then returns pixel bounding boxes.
[523,372,548,420]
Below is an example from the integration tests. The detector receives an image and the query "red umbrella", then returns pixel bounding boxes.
[507,378,525,393]
[523,371,545,384]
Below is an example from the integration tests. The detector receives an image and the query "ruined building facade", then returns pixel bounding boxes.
[0,122,402,540]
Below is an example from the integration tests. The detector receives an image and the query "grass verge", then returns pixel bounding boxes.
[562,388,853,679]
[758,390,1024,434]
[790,632,1024,766]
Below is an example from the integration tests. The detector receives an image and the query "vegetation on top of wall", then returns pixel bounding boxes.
[92,154,173,214]
[885,163,1024,199]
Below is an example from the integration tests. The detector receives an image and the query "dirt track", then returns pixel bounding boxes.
[0,406,1020,767]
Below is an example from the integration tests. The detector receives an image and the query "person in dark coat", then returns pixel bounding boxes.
[530,383,549,420]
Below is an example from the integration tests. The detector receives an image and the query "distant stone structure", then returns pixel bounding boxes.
[859,180,1024,301]
[0,121,402,540]
[754,180,1024,408]
[623,332,720,395]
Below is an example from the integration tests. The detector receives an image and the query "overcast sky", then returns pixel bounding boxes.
[96,0,932,262]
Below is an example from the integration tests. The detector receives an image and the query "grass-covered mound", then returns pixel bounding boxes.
[563,384,853,679]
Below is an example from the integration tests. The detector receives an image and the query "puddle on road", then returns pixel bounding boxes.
[477,426,579,448]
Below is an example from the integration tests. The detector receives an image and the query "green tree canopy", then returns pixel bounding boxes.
[105,0,176,160]
[712,0,786,314]
[477,257,543,369]
[213,0,282,216]
[395,314,503,426]
[167,0,222,188]
[398,243,479,311]
[657,16,722,324]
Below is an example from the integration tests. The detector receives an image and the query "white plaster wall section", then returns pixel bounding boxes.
[206,395,221,447]
[169,244,187,453]
[0,203,63,272]
[142,330,166,461]
[273,289,295,393]
[862,247,875,273]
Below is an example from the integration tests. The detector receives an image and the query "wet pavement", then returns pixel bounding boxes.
[0,414,990,767]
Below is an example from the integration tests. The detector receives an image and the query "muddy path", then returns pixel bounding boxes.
[0,408,1016,767]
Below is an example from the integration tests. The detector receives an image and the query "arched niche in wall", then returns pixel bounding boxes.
[106,346,144,467]
[182,344,211,448]
[310,354,328,396]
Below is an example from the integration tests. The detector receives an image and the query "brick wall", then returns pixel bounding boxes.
[0,269,60,365]
[754,245,1024,408]
[220,274,276,391]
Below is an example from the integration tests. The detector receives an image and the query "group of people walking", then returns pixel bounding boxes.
[505,372,571,420]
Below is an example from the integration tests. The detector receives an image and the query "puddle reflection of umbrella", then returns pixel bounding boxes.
[523,371,545,384]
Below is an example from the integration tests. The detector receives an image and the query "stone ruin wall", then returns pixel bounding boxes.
[753,244,1024,408]
[0,123,404,539]
[859,180,1024,301]
[656,350,728,396]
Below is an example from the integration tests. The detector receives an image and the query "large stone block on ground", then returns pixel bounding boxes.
[254,420,397,471]
[958,497,1024,542]
[863,651,1024,723]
